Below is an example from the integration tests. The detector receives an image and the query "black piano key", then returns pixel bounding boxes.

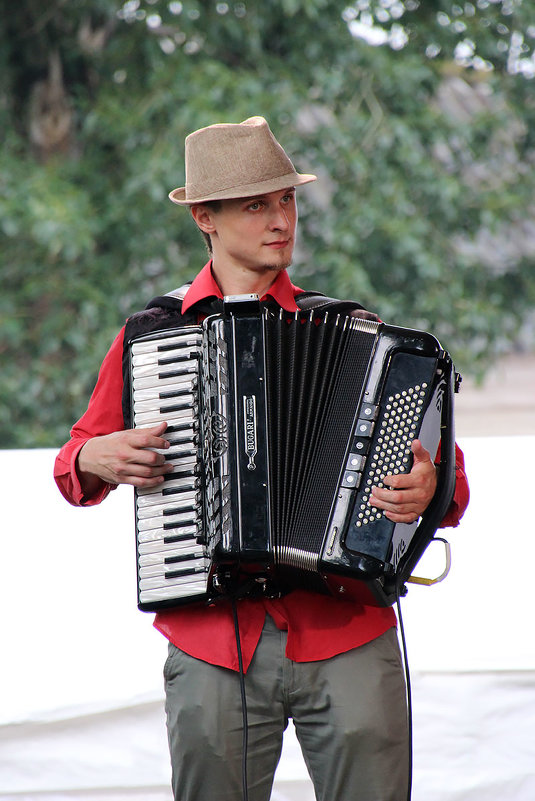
[157,351,198,365]
[163,500,199,517]
[166,421,197,434]
[159,399,193,414]
[159,369,196,380]
[159,387,196,400]
[162,467,197,481]
[162,484,197,497]
[164,552,202,565]
[165,448,197,461]
[163,532,199,545]
[165,565,205,580]
[156,341,198,352]
[163,514,199,529]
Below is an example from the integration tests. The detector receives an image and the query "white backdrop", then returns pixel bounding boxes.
[1,437,534,800]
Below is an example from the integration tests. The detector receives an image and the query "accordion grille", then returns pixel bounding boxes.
[265,313,376,564]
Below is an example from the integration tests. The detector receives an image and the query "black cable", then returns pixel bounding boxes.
[396,590,413,801]
[231,598,249,801]
[229,582,412,801]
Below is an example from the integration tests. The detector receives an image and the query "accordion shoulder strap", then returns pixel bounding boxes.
[140,282,193,312]
[144,283,227,317]
[163,282,192,303]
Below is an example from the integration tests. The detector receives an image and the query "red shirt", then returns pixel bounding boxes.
[54,263,469,672]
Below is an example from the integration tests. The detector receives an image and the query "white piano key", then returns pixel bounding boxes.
[131,332,202,355]
[136,495,198,513]
[148,457,199,476]
[134,405,198,426]
[138,475,199,493]
[134,415,198,434]
[139,552,206,578]
[132,359,198,380]
[136,491,199,519]
[139,561,209,590]
[133,384,198,406]
[134,397,196,416]
[137,509,200,532]
[151,435,198,455]
[138,537,198,554]
[132,346,200,367]
[164,455,199,470]
[165,442,198,456]
[133,377,197,401]
[139,578,207,603]
[136,468,198,501]
[133,394,196,414]
[138,541,201,562]
[132,372,197,391]
[137,524,199,545]
[148,447,197,465]
[136,478,200,509]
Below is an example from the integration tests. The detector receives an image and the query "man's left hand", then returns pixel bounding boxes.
[369,439,437,524]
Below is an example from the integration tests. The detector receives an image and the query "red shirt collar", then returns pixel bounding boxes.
[181,260,302,314]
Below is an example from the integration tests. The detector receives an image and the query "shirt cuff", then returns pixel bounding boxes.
[54,438,116,507]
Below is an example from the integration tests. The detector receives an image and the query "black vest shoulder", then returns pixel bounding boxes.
[122,285,196,427]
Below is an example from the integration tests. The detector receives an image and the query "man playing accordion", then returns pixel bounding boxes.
[55,116,469,801]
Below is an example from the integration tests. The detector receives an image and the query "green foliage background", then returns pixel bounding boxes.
[1,0,534,447]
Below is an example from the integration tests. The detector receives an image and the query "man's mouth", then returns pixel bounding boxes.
[266,239,290,249]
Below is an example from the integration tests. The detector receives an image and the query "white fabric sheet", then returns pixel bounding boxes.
[1,438,534,799]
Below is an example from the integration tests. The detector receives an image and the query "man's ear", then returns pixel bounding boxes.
[190,204,217,235]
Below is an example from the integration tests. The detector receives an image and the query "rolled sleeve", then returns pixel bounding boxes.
[438,442,470,528]
[54,327,126,506]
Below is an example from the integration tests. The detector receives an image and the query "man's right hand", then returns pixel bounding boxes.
[77,422,173,494]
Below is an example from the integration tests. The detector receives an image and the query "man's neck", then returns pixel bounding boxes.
[210,260,284,298]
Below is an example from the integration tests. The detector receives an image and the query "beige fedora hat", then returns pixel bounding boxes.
[168,116,316,206]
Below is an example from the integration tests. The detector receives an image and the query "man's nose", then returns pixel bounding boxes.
[269,206,290,230]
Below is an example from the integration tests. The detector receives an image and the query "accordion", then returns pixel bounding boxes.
[129,294,458,612]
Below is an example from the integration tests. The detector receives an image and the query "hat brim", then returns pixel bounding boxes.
[168,172,317,206]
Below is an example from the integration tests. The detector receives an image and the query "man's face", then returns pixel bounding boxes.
[202,187,298,275]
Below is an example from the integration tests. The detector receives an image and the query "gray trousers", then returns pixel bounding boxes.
[164,615,409,801]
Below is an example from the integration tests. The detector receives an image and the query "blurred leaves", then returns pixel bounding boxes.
[1,0,534,447]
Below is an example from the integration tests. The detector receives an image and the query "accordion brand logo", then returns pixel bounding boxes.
[243,395,258,471]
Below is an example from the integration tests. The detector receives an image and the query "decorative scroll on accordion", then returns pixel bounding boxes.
[128,294,457,612]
